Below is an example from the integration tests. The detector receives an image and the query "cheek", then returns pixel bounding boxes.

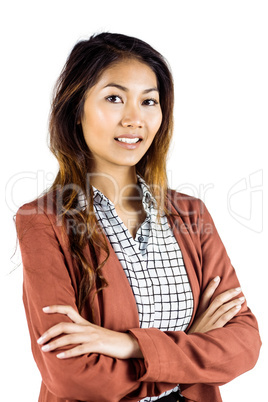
[82,108,111,139]
[149,110,163,136]
[94,107,111,125]
[89,107,119,133]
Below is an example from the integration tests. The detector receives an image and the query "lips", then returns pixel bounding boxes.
[114,134,142,149]
[114,134,143,145]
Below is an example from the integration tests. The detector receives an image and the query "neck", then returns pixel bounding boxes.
[89,166,140,205]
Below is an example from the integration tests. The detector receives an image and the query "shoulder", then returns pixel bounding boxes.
[16,190,58,216]
[15,191,62,238]
[166,189,206,218]
[166,189,219,243]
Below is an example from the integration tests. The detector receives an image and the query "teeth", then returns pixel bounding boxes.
[117,137,140,144]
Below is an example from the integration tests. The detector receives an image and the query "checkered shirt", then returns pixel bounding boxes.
[79,177,193,401]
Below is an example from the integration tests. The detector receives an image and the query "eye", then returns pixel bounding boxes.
[142,98,159,106]
[105,95,123,103]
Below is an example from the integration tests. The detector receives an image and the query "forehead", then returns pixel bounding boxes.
[95,59,158,88]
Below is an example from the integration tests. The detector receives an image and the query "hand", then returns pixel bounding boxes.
[188,276,245,334]
[37,305,143,360]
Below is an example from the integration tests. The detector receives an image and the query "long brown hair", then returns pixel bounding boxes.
[48,32,174,313]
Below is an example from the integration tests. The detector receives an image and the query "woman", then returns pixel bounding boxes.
[16,32,261,402]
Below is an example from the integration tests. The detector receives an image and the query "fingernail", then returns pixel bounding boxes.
[235,304,242,310]
[235,287,241,293]
[239,296,245,302]
[57,352,65,359]
[37,337,45,344]
[214,276,220,282]
[42,306,50,312]
[41,345,50,352]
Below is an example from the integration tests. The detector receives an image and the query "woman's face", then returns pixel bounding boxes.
[80,59,162,172]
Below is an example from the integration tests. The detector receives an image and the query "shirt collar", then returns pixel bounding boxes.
[137,175,156,214]
[92,187,114,208]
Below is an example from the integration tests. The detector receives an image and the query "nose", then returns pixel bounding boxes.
[121,104,143,128]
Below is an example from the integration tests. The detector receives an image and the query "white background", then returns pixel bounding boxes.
[1,1,267,401]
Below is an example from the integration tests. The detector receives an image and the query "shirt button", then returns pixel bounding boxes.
[138,235,144,242]
[145,193,151,203]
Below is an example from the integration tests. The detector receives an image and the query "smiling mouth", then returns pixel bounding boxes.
[115,138,141,144]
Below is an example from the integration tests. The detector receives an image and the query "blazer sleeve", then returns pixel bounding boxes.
[16,203,151,402]
[129,199,261,386]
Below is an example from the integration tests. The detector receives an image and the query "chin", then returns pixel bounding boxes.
[114,158,141,167]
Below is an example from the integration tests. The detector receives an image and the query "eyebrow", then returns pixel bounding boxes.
[103,83,159,94]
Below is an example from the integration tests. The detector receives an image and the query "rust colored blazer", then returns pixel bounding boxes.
[16,190,261,402]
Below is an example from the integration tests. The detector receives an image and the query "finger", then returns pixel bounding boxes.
[56,343,91,359]
[207,287,242,315]
[42,305,88,325]
[213,301,244,329]
[212,296,245,324]
[41,333,90,352]
[198,277,221,312]
[37,322,84,345]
